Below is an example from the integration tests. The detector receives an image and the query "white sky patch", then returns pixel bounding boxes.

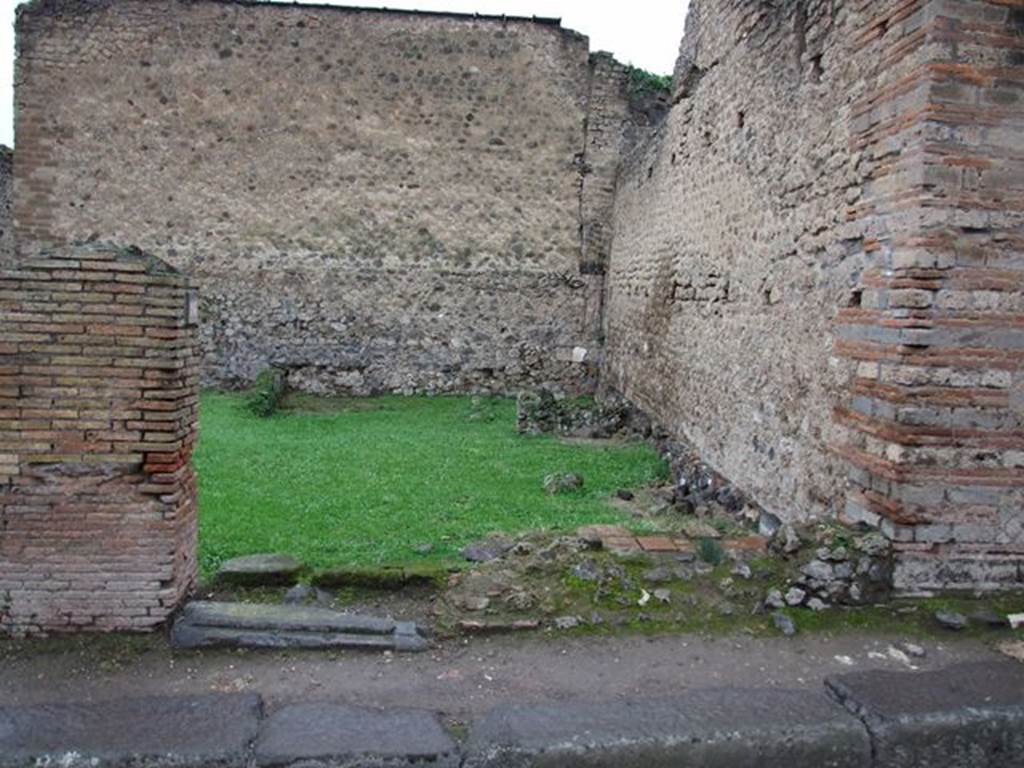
[0,0,690,147]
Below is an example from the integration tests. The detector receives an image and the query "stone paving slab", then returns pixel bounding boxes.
[826,661,1024,768]
[0,693,261,768]
[462,688,870,768]
[255,703,460,767]
[4,662,1024,767]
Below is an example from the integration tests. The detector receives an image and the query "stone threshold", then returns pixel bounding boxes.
[170,601,429,653]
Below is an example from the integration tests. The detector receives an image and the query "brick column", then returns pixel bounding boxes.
[0,243,199,634]
[835,0,1024,593]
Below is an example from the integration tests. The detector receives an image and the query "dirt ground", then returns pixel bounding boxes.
[0,628,1012,722]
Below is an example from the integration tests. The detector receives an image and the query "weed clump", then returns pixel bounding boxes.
[697,537,724,566]
[626,65,672,98]
[245,367,287,417]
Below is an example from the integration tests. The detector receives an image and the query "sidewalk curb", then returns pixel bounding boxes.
[461,688,870,768]
[1,662,1022,767]
[0,693,262,768]
[826,661,1024,768]
[255,703,460,767]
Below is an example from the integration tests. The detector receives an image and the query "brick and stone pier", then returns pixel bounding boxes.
[0,243,199,634]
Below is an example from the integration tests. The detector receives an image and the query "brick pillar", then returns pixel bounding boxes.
[835,0,1024,594]
[0,243,199,634]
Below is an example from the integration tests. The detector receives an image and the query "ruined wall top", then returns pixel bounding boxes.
[0,146,12,267]
[15,0,585,51]
[18,0,566,25]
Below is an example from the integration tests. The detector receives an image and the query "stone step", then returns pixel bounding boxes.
[216,553,305,587]
[170,601,428,653]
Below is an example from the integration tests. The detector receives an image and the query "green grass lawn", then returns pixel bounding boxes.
[195,392,667,577]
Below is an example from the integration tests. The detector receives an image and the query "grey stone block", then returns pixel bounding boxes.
[171,602,427,652]
[216,554,305,586]
[177,601,398,634]
[826,661,1024,768]
[0,694,261,768]
[463,688,870,768]
[255,704,459,767]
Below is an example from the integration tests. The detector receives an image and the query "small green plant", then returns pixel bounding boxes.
[697,537,724,566]
[245,367,287,417]
[626,65,673,98]
[712,517,732,535]
[466,395,500,423]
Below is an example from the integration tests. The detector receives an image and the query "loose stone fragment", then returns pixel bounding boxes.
[896,641,926,659]
[935,611,968,631]
[680,519,721,539]
[772,611,797,636]
[462,537,514,563]
[801,560,833,583]
[730,563,752,580]
[543,473,584,495]
[504,590,535,611]
[781,525,803,555]
[457,596,491,612]
[572,559,602,582]
[643,566,675,584]
[785,587,807,607]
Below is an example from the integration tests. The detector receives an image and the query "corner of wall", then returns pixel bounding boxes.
[834,0,1024,594]
[0,243,200,634]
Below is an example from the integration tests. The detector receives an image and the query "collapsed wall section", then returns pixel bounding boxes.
[0,244,199,634]
[13,0,643,396]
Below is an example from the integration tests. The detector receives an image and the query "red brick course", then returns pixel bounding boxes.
[0,244,199,635]
[835,0,1024,594]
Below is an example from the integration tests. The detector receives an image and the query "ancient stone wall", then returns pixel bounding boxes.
[0,146,12,267]
[606,0,1024,592]
[13,0,648,396]
[604,0,866,524]
[577,54,668,341]
[0,244,199,633]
